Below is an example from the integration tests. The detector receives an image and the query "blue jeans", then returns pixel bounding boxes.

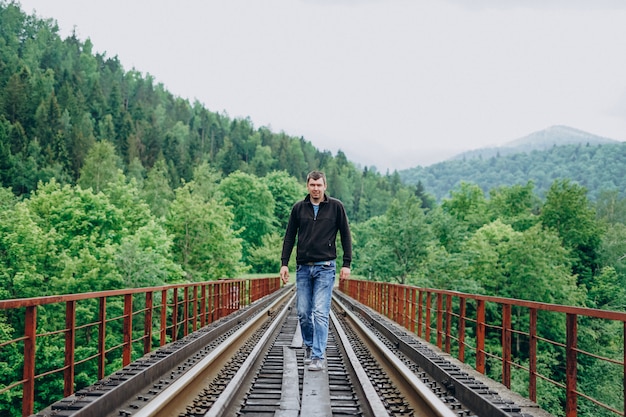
[296,261,335,360]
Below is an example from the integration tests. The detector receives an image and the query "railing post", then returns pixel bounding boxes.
[200,284,207,328]
[250,280,257,301]
[476,299,486,374]
[64,300,76,397]
[209,284,217,323]
[238,280,244,309]
[172,288,179,341]
[379,282,383,313]
[22,305,36,417]
[425,292,432,342]
[405,286,410,328]
[565,313,578,417]
[372,282,377,313]
[459,297,466,362]
[417,290,423,337]
[445,294,452,353]
[160,289,167,346]
[502,303,512,388]
[98,297,107,380]
[391,284,396,321]
[144,292,153,354]
[436,293,443,348]
[228,282,234,313]
[397,285,402,324]
[123,294,133,366]
[357,278,361,301]
[409,288,416,333]
[219,282,226,318]
[192,285,198,332]
[379,282,384,315]
[529,308,537,402]
[183,287,190,337]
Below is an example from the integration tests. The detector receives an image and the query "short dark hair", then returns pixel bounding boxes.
[306,170,326,185]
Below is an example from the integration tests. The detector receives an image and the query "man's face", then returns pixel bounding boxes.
[307,177,326,201]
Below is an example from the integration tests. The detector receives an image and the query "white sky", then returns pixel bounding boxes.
[18,0,626,172]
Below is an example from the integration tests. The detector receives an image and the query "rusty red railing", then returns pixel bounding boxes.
[339,278,626,417]
[0,277,280,417]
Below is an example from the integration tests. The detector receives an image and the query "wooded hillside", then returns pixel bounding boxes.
[0,1,408,223]
[400,142,626,201]
[2,3,626,415]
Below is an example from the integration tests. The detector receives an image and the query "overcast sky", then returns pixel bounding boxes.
[18,0,626,172]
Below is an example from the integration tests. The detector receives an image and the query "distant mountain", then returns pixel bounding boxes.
[399,131,626,201]
[450,125,619,161]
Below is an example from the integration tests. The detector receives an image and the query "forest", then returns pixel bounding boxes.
[1,2,626,416]
[399,141,626,201]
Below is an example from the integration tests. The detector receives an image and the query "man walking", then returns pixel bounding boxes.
[280,171,352,371]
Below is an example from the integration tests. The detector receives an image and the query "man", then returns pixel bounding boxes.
[280,171,352,371]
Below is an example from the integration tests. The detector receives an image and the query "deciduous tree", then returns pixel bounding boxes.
[218,171,275,263]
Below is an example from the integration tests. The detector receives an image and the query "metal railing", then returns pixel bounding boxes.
[0,277,280,417]
[339,278,626,417]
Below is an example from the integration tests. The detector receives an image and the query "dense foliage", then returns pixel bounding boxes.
[400,142,626,201]
[0,1,406,222]
[1,2,626,416]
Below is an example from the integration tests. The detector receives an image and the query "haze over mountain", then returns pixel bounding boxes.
[447,125,621,163]
[17,0,626,173]
[399,125,626,201]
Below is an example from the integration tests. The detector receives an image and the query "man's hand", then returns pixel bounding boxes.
[280,265,290,285]
[339,267,351,280]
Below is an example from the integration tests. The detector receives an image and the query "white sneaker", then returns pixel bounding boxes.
[308,358,325,371]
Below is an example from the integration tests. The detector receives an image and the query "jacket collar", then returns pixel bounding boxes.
[304,193,329,204]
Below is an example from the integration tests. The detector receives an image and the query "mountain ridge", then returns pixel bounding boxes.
[447,125,620,162]
[398,126,626,201]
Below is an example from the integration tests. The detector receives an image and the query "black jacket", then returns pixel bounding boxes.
[281,194,352,268]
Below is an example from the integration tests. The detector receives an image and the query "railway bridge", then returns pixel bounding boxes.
[0,277,624,417]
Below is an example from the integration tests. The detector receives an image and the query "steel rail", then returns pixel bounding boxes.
[204,293,295,417]
[131,290,294,417]
[334,295,458,417]
[330,307,389,416]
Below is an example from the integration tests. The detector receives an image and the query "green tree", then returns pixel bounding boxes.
[115,219,184,287]
[597,223,626,297]
[215,136,240,175]
[441,182,489,232]
[2,66,32,124]
[0,199,54,300]
[34,92,66,166]
[355,192,432,284]
[165,181,245,280]
[460,220,583,304]
[595,189,626,225]
[141,158,174,218]
[247,233,285,274]
[250,144,276,176]
[218,171,276,262]
[126,157,146,186]
[77,140,123,193]
[265,170,305,231]
[539,179,602,290]
[487,181,539,231]
[22,180,127,294]
[189,161,222,202]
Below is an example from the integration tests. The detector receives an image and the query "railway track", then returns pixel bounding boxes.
[36,285,536,417]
